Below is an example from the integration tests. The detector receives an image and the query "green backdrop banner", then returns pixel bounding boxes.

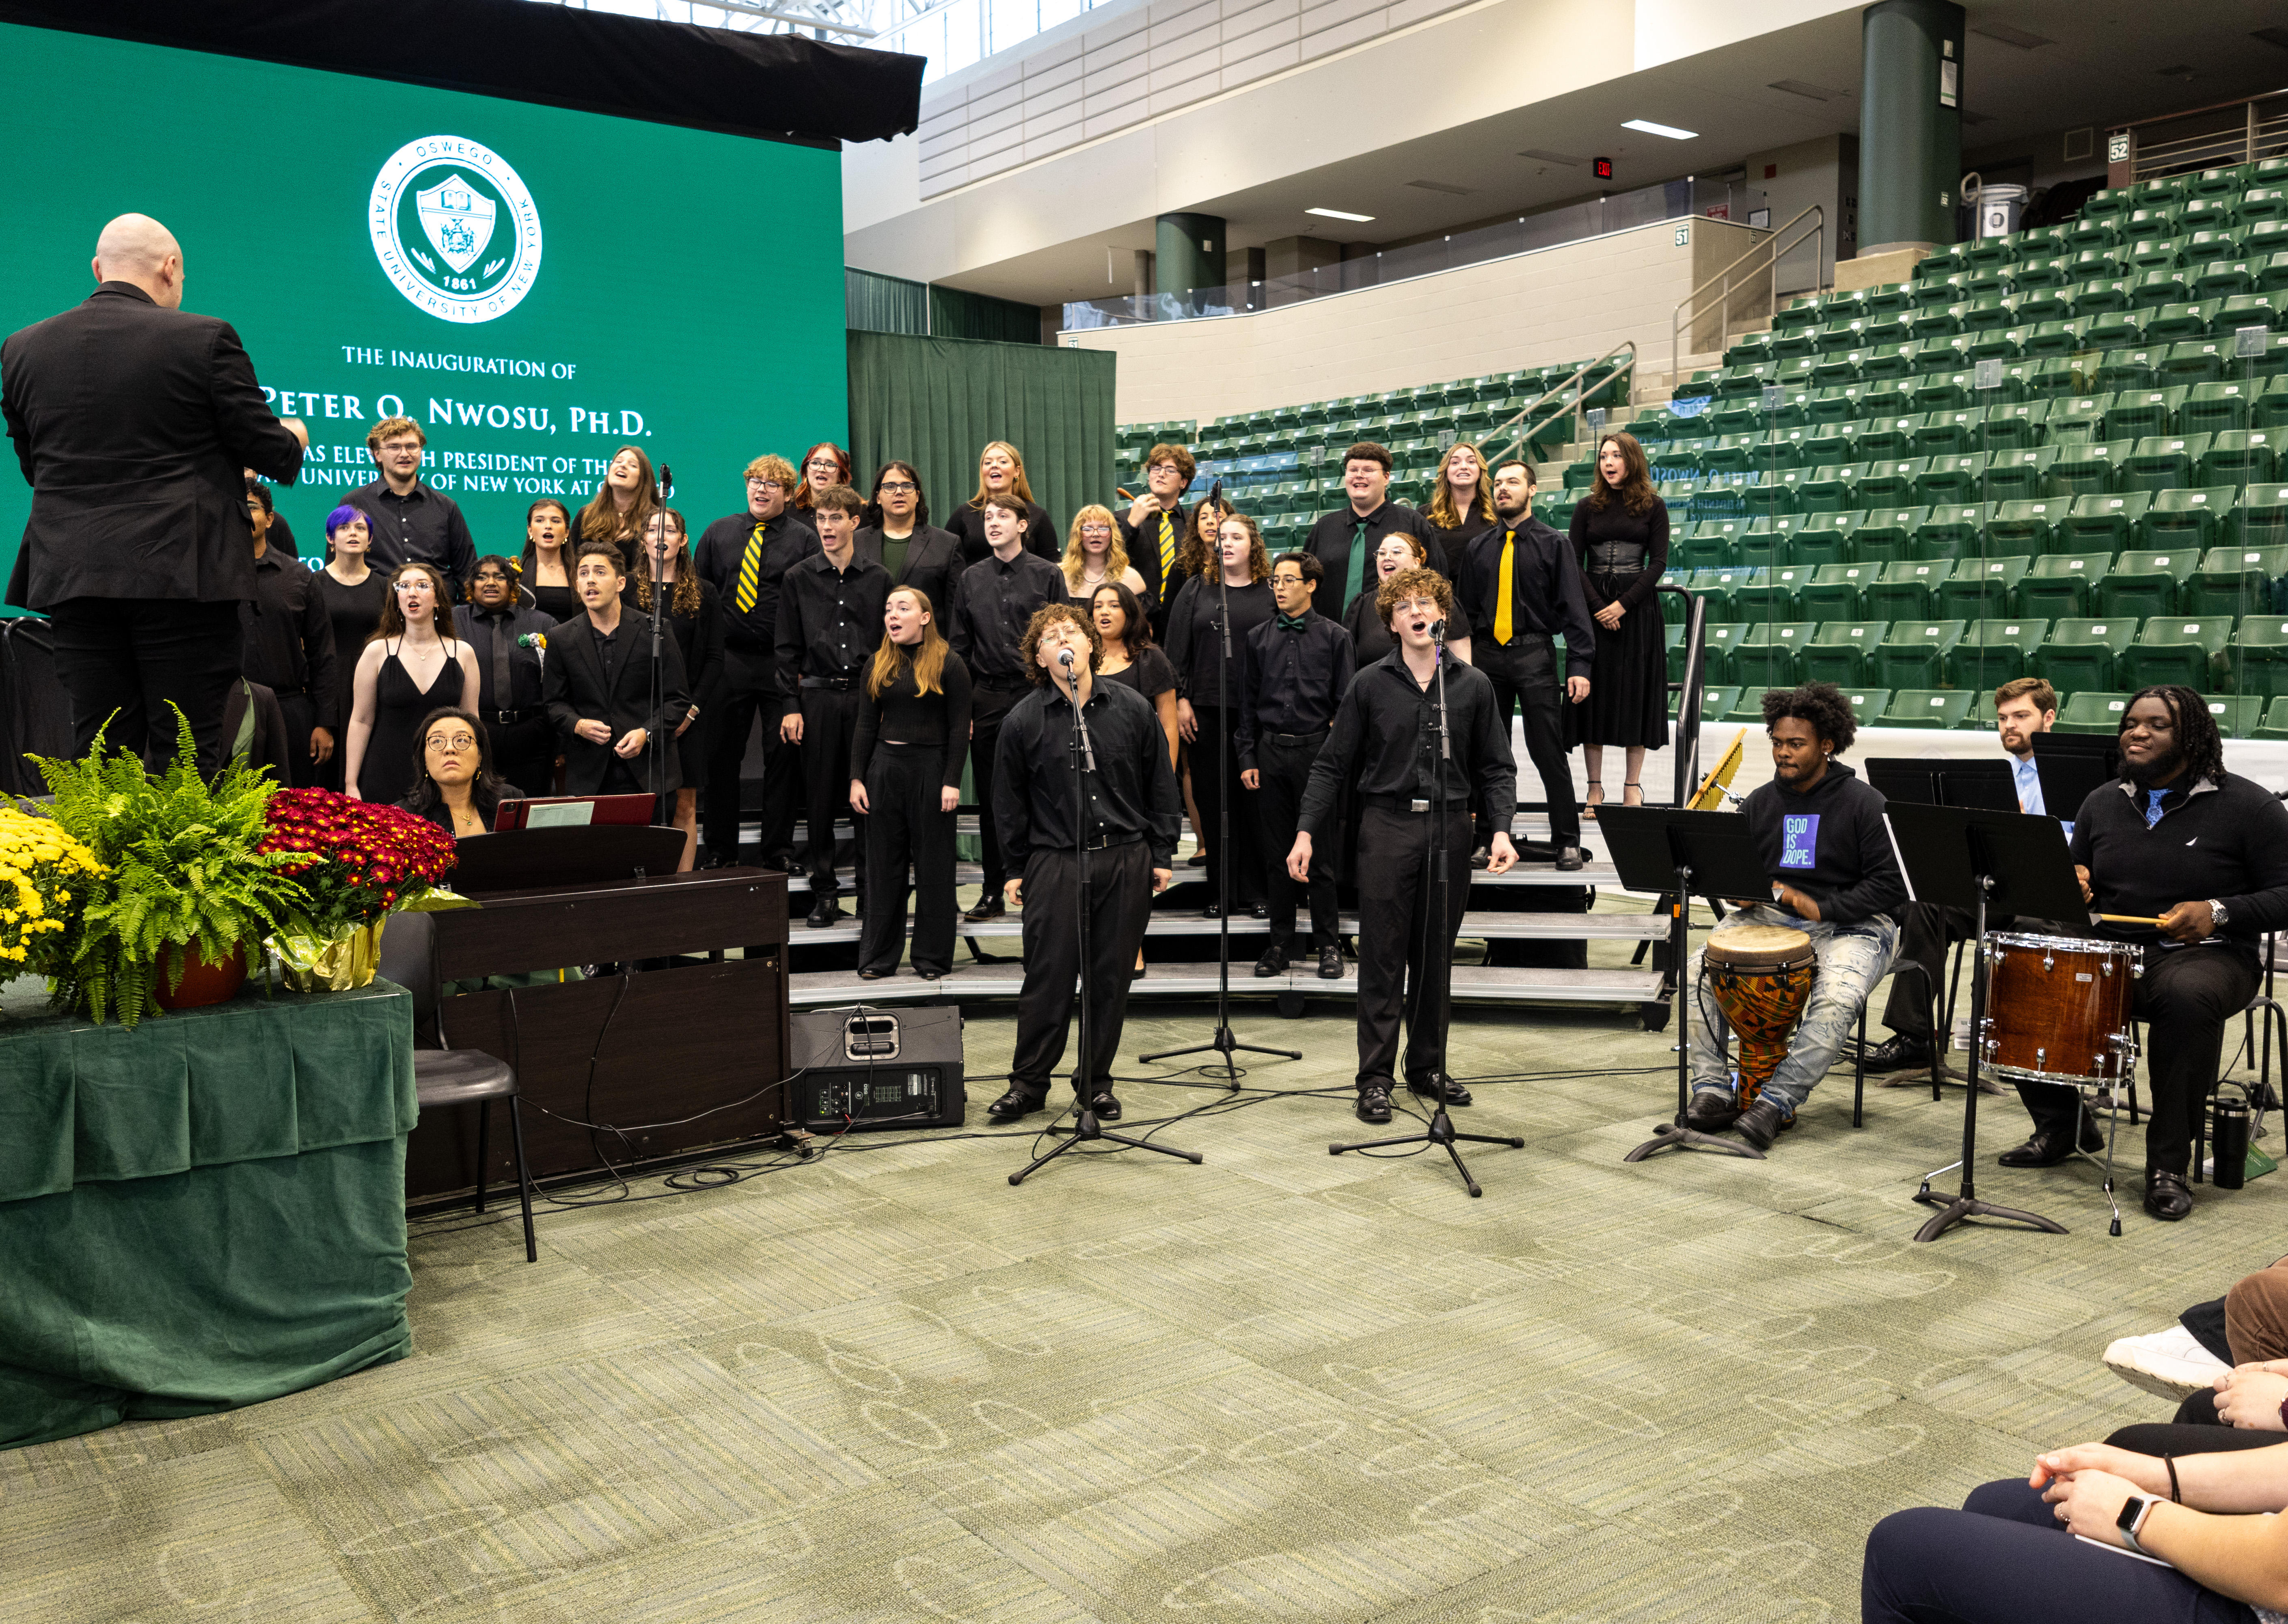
[0,22,847,582]
[846,332,1116,544]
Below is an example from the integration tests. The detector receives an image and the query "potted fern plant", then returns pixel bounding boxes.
[26,711,308,1027]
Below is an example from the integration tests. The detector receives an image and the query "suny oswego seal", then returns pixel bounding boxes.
[369,136,543,324]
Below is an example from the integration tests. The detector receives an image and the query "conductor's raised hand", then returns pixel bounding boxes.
[1286,831,1314,883]
[1485,833,1519,875]
[281,417,310,449]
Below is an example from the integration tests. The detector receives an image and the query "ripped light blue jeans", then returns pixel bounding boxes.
[1687,905,1902,1119]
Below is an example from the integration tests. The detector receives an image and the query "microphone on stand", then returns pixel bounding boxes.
[1058,650,1096,769]
[1429,618,1447,641]
[656,464,674,501]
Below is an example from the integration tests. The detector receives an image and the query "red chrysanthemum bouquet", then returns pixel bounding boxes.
[258,789,468,990]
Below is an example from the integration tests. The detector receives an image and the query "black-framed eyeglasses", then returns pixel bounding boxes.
[877,481,917,493]
[426,733,479,751]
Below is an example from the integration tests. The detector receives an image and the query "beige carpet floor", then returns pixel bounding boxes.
[5,979,2282,1622]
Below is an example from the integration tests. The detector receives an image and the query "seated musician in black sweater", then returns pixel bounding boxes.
[2031,686,2288,1222]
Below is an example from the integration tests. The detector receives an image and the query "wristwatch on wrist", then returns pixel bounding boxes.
[2210,898,2230,929]
[2117,1492,2157,1555]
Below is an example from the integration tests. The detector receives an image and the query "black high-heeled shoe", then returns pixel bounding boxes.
[1582,780,1604,819]
[1623,781,1645,808]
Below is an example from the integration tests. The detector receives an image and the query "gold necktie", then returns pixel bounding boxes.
[1495,528,1515,644]
[734,523,764,615]
[1158,510,1175,588]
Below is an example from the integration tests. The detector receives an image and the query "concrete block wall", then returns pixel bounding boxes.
[1064,216,1766,426]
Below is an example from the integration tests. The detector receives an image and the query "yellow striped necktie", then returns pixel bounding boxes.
[1158,510,1175,589]
[1495,528,1516,644]
[734,523,764,615]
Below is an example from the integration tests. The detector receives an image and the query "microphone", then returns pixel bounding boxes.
[656,464,674,500]
[1058,648,1076,669]
[1207,478,1222,512]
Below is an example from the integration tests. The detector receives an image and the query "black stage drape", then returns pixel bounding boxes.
[0,0,922,147]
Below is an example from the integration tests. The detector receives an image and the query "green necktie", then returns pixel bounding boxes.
[1276,610,1310,632]
[1343,517,1369,607]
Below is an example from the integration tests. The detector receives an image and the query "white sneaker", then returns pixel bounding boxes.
[2103,1324,2231,1402]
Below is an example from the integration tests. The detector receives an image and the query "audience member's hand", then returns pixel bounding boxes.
[2039,1466,2143,1546]
[1241,768,1260,789]
[781,713,803,744]
[2213,1366,2288,1430]
[939,786,959,813]
[612,727,646,759]
[574,719,611,745]
[2031,1445,2170,1498]
[849,780,870,814]
[1177,698,1199,743]
[2159,900,2216,943]
[310,726,335,764]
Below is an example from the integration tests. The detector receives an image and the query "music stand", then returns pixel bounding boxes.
[454,824,687,894]
[1600,806,1790,1162]
[1864,759,1938,808]
[1885,802,2090,1242]
[2031,732,2119,823]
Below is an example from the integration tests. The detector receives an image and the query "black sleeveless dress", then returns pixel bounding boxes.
[361,641,467,807]
[1565,497,1672,748]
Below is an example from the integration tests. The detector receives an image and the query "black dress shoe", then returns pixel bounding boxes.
[1735,1096,1792,1150]
[1254,944,1288,977]
[1554,846,1584,872]
[1355,1084,1393,1124]
[807,897,844,928]
[1089,1091,1121,1121]
[2145,1168,2193,1221]
[1318,945,1343,980]
[1469,844,1491,870]
[1998,1119,2104,1167]
[986,1090,1043,1123]
[1514,839,1560,862]
[1186,850,1209,867]
[1684,1090,1740,1133]
[915,967,944,981]
[1408,1073,1472,1107]
[1202,901,1223,919]
[856,967,890,980]
[1249,901,1270,919]
[964,896,1004,923]
[1862,1032,1933,1073]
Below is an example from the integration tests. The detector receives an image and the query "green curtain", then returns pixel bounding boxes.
[845,269,1041,345]
[844,268,928,336]
[926,285,1042,344]
[846,330,1117,542]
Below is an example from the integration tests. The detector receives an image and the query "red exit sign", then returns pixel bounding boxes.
[1593,156,1613,180]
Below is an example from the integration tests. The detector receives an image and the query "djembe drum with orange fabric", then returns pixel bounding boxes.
[1704,924,1817,1109]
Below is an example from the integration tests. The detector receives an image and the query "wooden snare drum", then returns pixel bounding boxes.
[1705,924,1817,1108]
[1980,931,2139,1087]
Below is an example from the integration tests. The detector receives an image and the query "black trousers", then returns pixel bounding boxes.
[1479,637,1579,848]
[49,597,242,776]
[2019,945,2262,1175]
[1254,731,1337,948]
[273,691,321,788]
[859,742,957,975]
[1880,900,1973,1039]
[486,714,556,803]
[1189,704,1263,907]
[969,682,1026,893]
[1010,840,1155,1099]
[703,649,799,865]
[1355,803,1472,1088]
[797,686,863,899]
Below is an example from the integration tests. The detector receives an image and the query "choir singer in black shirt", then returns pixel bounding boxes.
[1236,551,1353,980]
[777,486,892,927]
[1291,567,1518,1124]
[850,587,972,981]
[988,604,1182,1124]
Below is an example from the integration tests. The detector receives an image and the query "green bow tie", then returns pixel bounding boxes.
[1276,611,1310,632]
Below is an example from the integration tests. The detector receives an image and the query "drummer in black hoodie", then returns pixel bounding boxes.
[1683,682,1908,1149]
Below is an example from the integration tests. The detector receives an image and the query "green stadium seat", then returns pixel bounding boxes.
[2189,167,2252,202]
[1865,558,1953,620]
[2046,394,2112,443]
[2059,490,2155,551]
[2098,549,2198,619]
[2040,619,2139,694]
[1916,502,1993,561]
[1937,554,2032,620]
[2016,551,2111,617]
[2048,437,2132,496]
[2076,275,2137,317]
[1916,454,1990,505]
[2132,269,2189,311]
[1909,302,1965,340]
[2124,207,2184,246]
[1679,683,1744,727]
[2014,259,2074,297]
[2162,339,2232,386]
[2263,378,2288,432]
[1854,458,1924,508]
[1732,622,1818,688]
[2189,540,2288,615]
[2199,429,2279,488]
[1731,562,1809,614]
[1913,371,1978,413]
[2105,386,2187,440]
[1852,506,1925,563]
[2056,692,2133,733]
[1798,563,1877,620]
[1738,473,1805,522]
[2201,695,2269,739]
[2141,488,2242,557]
[2242,188,2288,227]
[1882,689,1978,730]
[2238,482,2288,546]
[2087,306,2150,349]
[1982,447,2059,503]
[1950,618,2049,691]
[2257,696,2288,739]
[2215,292,2285,337]
[1912,408,1986,457]
[2183,380,2261,434]
[1859,341,1923,384]
[1983,399,2052,450]
[2123,617,2233,691]
[1796,464,1855,514]
[2095,346,2163,395]
[1736,520,1801,569]
[1987,497,2068,556]
[2193,255,2257,299]
[1698,622,1748,685]
[1841,687,1895,726]
[2233,616,2288,700]
[1800,620,1887,686]
[1720,689,1772,724]
[2150,299,2227,344]
[2126,240,2183,274]
[1657,567,1692,624]
[1852,414,1920,460]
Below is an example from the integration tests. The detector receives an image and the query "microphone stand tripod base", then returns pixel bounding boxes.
[1623,1120,1766,1162]
[1009,1106,1204,1186]
[1908,1186,2067,1243]
[1329,1097,1524,1198]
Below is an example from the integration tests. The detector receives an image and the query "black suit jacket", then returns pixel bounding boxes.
[855,523,964,622]
[3,283,305,609]
[540,609,693,794]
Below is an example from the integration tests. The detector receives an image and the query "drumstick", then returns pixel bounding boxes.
[2098,913,2165,925]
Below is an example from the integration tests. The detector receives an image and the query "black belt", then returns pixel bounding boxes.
[1361,792,1471,813]
[488,706,543,726]
[1073,833,1140,851]
[800,676,858,691]
[1266,728,1332,746]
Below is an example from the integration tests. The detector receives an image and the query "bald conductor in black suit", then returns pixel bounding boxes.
[2,213,309,771]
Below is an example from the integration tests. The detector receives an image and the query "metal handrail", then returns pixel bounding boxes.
[1670,204,1824,385]
[1478,339,1636,476]
[1663,584,1708,809]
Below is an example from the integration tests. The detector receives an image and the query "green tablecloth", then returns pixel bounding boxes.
[0,977,418,1450]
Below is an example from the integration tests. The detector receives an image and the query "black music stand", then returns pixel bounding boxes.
[454,824,687,894]
[2031,732,2119,824]
[1601,806,1788,1162]
[1885,802,2089,1243]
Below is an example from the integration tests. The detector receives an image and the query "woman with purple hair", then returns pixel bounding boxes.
[311,503,389,791]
